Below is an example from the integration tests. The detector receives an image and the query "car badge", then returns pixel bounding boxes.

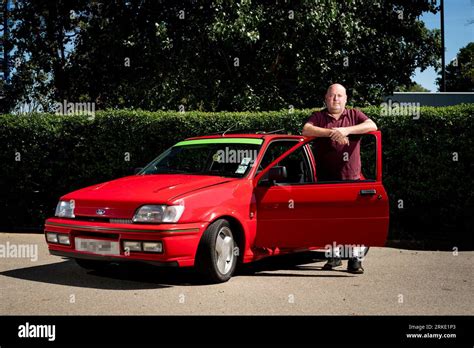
[96,209,106,215]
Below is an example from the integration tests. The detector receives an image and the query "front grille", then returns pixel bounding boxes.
[74,216,133,224]
[74,216,109,223]
[110,218,133,224]
[75,231,119,240]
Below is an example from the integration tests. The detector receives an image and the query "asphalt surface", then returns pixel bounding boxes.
[0,233,472,315]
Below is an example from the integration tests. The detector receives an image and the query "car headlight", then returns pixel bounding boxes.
[55,200,75,218]
[133,205,184,223]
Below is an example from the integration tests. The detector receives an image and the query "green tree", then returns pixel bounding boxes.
[5,0,441,112]
[396,82,430,92]
[437,42,474,92]
[4,0,88,112]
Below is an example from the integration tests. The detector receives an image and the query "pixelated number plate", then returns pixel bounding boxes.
[75,237,119,256]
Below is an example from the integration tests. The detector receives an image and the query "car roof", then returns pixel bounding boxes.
[185,133,304,141]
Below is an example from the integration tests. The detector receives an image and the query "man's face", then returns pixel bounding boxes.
[325,86,347,114]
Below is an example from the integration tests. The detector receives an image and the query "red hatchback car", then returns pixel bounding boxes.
[45,132,389,282]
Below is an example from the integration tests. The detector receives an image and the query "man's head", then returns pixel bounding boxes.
[325,84,347,115]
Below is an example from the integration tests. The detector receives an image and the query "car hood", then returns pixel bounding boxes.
[62,174,238,218]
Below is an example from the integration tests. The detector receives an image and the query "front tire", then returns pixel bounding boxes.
[196,219,237,283]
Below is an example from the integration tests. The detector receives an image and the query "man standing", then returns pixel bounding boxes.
[302,83,377,273]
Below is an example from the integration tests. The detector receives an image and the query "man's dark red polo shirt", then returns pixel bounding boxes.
[305,108,369,181]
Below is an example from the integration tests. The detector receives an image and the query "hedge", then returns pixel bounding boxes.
[1,105,473,249]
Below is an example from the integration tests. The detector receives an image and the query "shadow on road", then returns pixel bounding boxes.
[0,259,204,289]
[0,251,355,289]
[237,251,355,277]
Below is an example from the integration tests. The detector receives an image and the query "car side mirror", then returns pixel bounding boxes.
[134,167,143,175]
[268,166,287,184]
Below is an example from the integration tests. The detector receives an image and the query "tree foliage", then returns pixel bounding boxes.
[2,0,441,112]
[396,82,430,92]
[437,42,474,92]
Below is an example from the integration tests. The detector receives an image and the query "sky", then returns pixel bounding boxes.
[413,0,474,91]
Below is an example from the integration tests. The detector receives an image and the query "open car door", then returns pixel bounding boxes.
[253,131,389,250]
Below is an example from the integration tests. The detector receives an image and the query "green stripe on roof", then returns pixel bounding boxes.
[174,138,263,146]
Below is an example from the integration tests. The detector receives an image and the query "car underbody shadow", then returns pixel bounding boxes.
[0,258,210,289]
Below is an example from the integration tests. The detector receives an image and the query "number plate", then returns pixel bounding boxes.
[75,237,119,256]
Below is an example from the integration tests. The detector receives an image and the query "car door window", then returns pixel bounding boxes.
[259,141,314,184]
[258,141,297,170]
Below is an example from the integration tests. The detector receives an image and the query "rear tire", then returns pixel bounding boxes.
[75,258,109,271]
[195,219,237,283]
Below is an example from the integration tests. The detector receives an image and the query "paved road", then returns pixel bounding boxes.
[0,233,472,315]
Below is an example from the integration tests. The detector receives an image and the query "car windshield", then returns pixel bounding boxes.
[140,138,263,178]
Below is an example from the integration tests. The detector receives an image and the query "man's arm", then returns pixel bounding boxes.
[302,123,349,145]
[330,119,377,142]
[302,123,334,137]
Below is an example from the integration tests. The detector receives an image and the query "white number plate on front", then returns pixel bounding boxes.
[75,237,120,256]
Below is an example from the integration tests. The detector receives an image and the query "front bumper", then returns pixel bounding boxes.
[44,218,208,267]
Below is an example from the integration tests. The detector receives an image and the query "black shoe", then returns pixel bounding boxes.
[322,257,342,270]
[347,258,364,274]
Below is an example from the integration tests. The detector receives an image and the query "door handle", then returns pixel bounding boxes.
[359,189,377,196]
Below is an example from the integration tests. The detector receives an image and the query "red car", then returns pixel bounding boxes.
[45,132,389,282]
